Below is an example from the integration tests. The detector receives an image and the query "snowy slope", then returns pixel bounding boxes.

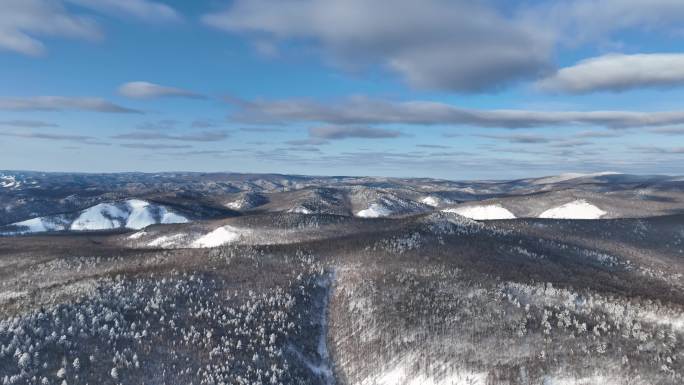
[420,196,440,207]
[12,216,70,232]
[356,203,393,218]
[8,199,189,233]
[539,200,607,219]
[354,192,429,218]
[70,203,128,230]
[442,205,516,220]
[190,226,242,248]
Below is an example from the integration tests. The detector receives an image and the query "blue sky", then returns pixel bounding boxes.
[1,0,684,179]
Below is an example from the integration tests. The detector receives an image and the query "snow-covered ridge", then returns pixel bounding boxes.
[442,204,516,220]
[354,194,429,218]
[533,172,621,185]
[539,200,606,219]
[8,199,188,233]
[226,192,268,210]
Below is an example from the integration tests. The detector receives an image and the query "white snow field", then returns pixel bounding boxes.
[369,353,488,385]
[71,199,188,230]
[420,196,439,207]
[441,204,516,220]
[190,225,242,248]
[289,206,313,214]
[539,200,607,219]
[356,203,392,218]
[12,216,70,232]
[10,199,188,233]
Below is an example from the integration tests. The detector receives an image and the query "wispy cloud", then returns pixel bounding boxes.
[0,96,140,113]
[204,0,552,92]
[0,130,109,145]
[191,119,222,129]
[120,143,192,149]
[112,131,230,142]
[0,120,59,128]
[416,144,451,149]
[477,133,552,144]
[0,0,100,56]
[136,120,179,130]
[309,125,403,140]
[650,126,684,135]
[633,145,684,154]
[0,0,180,56]
[230,96,684,129]
[286,138,329,146]
[575,130,624,138]
[67,0,181,23]
[538,54,684,93]
[240,127,285,133]
[118,81,204,100]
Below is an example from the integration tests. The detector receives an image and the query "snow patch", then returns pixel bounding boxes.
[543,375,624,385]
[356,203,392,218]
[420,196,439,207]
[128,231,146,239]
[161,211,188,224]
[539,200,606,219]
[289,206,313,214]
[148,234,186,248]
[442,204,516,220]
[367,354,488,385]
[13,217,47,232]
[191,226,243,248]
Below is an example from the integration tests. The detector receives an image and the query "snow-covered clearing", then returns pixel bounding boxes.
[364,354,488,385]
[420,196,439,207]
[191,226,243,248]
[356,203,392,218]
[539,200,606,219]
[442,204,516,220]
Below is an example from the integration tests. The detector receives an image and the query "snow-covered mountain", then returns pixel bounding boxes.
[225,192,268,211]
[351,188,430,218]
[6,199,188,234]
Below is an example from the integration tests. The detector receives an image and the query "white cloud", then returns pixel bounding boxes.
[230,96,684,129]
[309,126,402,140]
[67,0,181,22]
[0,0,100,56]
[118,81,204,100]
[0,96,140,113]
[527,0,684,45]
[538,54,684,93]
[0,0,179,56]
[204,0,684,92]
[203,0,552,92]
[0,120,58,128]
[112,131,229,141]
